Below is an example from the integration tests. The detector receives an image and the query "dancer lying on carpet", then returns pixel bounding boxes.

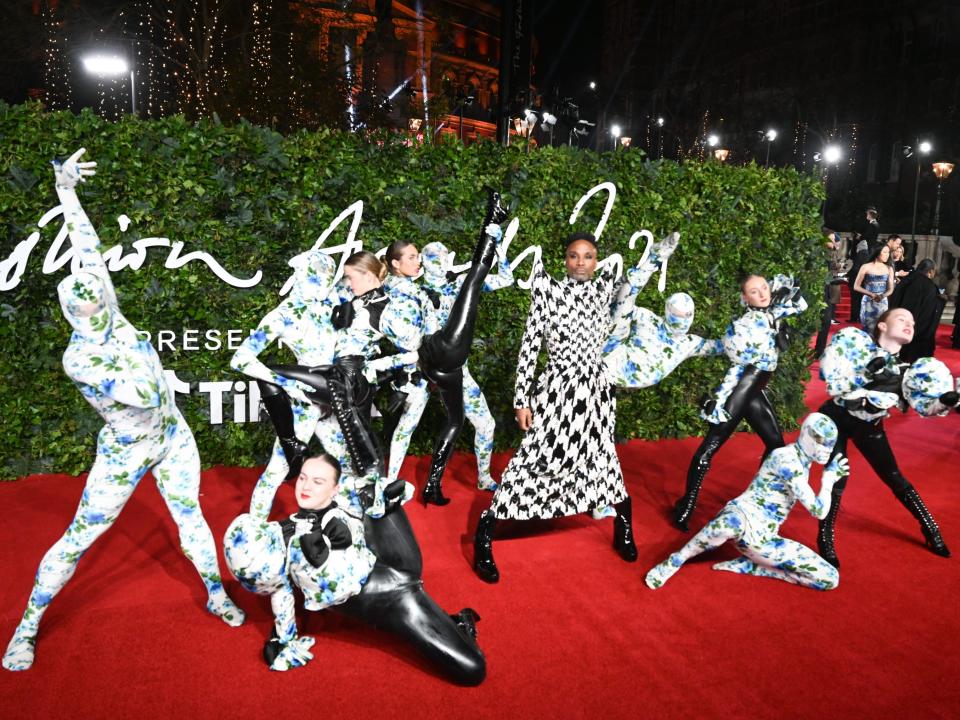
[230,249,356,519]
[414,234,515,501]
[225,455,485,684]
[473,230,680,583]
[646,412,847,591]
[3,149,243,672]
[816,312,960,568]
[673,272,808,531]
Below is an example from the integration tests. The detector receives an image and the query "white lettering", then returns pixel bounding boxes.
[157,330,176,352]
[569,181,617,240]
[198,381,233,424]
[182,329,199,351]
[227,329,244,350]
[204,328,222,351]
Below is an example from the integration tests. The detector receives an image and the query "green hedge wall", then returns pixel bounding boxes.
[0,102,826,480]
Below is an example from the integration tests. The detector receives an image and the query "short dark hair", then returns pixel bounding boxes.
[887,234,902,242]
[915,258,936,275]
[564,231,598,250]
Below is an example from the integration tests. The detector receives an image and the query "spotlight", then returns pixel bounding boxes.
[657,117,665,127]
[919,140,933,154]
[82,54,128,75]
[589,81,597,90]
[765,128,777,142]
[707,134,720,147]
[541,112,557,126]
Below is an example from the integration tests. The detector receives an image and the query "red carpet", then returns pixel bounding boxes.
[2,327,959,718]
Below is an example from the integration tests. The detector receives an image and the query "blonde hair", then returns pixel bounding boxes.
[344,251,387,281]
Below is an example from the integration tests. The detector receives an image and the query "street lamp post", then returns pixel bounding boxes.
[816,144,843,223]
[763,128,777,166]
[909,139,933,244]
[931,161,954,242]
[656,116,665,159]
[82,53,136,115]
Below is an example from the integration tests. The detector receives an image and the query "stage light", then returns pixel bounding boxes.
[919,140,933,154]
[765,128,777,142]
[707,133,719,147]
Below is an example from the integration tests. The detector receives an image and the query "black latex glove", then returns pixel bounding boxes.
[262,628,282,667]
[865,357,903,395]
[939,391,959,408]
[323,517,353,550]
[331,300,355,330]
[300,530,331,568]
[771,284,798,305]
[775,319,792,351]
[423,287,442,309]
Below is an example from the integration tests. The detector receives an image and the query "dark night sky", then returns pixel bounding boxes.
[531,0,603,108]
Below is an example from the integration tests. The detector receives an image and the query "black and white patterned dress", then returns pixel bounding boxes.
[490,266,627,520]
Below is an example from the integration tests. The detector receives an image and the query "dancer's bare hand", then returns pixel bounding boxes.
[515,407,532,432]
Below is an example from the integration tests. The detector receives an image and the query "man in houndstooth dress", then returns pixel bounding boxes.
[472,231,638,583]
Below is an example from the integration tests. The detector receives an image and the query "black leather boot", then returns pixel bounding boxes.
[613,497,638,562]
[674,433,725,531]
[258,382,308,481]
[422,450,452,507]
[895,486,951,558]
[473,510,499,583]
[449,608,481,642]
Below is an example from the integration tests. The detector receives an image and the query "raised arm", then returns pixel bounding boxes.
[53,149,119,309]
[610,232,679,328]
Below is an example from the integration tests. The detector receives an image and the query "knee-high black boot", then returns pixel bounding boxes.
[613,497,638,562]
[675,433,724,531]
[895,486,951,557]
[257,381,307,481]
[473,510,499,583]
[817,480,845,568]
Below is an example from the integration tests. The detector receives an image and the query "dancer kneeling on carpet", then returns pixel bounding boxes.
[473,231,646,584]
[3,149,244,672]
[225,455,485,684]
[816,311,960,568]
[646,413,847,591]
[673,272,808,531]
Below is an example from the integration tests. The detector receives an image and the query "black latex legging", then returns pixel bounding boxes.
[416,230,498,483]
[335,507,485,685]
[818,399,912,507]
[267,358,383,480]
[684,367,785,499]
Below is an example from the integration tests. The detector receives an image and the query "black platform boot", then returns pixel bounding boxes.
[613,497,638,562]
[258,382,308,481]
[474,510,499,583]
[817,503,841,570]
[422,447,452,507]
[895,486,951,558]
[674,440,720,531]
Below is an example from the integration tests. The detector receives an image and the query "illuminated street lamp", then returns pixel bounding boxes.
[763,128,777,166]
[931,161,954,241]
[906,138,933,243]
[713,148,730,162]
[611,123,621,151]
[620,136,632,149]
[82,53,136,115]
[707,133,720,148]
